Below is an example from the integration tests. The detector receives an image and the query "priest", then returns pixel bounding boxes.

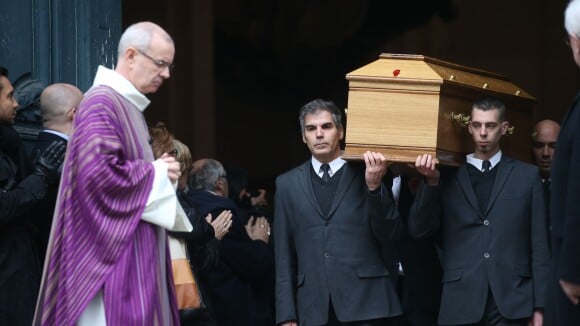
[34,21,190,326]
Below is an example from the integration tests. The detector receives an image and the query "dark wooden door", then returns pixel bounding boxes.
[0,0,121,153]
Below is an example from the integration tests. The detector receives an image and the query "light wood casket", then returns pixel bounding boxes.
[343,53,535,166]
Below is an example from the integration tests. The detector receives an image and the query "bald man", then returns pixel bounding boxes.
[39,83,82,136]
[31,83,83,269]
[531,119,560,181]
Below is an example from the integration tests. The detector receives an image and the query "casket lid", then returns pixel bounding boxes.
[346,53,535,102]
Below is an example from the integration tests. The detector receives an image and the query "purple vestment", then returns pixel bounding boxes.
[34,85,179,325]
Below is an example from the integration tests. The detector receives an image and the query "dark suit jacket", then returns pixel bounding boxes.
[547,93,580,324]
[0,125,46,325]
[30,131,67,268]
[408,156,550,325]
[392,175,442,326]
[274,161,402,325]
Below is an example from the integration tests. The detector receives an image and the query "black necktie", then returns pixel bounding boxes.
[321,163,331,182]
[482,160,491,173]
[543,179,551,204]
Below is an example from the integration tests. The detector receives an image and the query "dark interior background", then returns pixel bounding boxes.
[120,0,578,195]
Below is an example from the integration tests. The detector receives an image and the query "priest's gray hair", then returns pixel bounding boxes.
[117,21,173,57]
[565,0,580,36]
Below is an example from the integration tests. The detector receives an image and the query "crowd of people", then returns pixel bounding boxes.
[1,1,580,325]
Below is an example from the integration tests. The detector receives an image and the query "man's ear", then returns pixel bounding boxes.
[501,121,509,135]
[215,178,224,190]
[302,133,307,144]
[339,127,344,140]
[67,107,76,119]
[125,47,138,65]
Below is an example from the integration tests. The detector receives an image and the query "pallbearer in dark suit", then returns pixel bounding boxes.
[274,99,402,326]
[31,83,82,268]
[531,119,559,253]
[545,1,580,323]
[410,98,550,325]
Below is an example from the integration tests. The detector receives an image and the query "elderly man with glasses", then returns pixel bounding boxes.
[34,21,190,326]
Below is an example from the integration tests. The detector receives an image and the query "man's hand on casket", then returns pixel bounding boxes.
[414,154,440,186]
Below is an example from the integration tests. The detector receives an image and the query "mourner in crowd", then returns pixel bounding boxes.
[531,119,560,183]
[188,158,274,326]
[530,119,559,252]
[0,66,66,326]
[31,83,83,269]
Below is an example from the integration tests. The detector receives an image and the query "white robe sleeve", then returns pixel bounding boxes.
[141,160,192,232]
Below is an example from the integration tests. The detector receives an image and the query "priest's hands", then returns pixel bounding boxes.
[364,151,388,191]
[160,153,181,184]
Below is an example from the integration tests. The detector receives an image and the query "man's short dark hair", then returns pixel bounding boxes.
[299,99,343,134]
[0,66,8,92]
[472,97,506,121]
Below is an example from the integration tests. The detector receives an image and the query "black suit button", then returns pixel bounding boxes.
[483,220,489,226]
[483,253,490,259]
[324,222,329,226]
[324,252,330,259]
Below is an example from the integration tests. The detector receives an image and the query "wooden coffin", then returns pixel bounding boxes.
[343,53,535,166]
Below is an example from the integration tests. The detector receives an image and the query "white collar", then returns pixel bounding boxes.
[311,156,347,177]
[42,129,69,141]
[466,151,502,172]
[91,66,151,111]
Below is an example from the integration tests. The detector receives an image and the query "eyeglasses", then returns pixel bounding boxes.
[138,49,175,71]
